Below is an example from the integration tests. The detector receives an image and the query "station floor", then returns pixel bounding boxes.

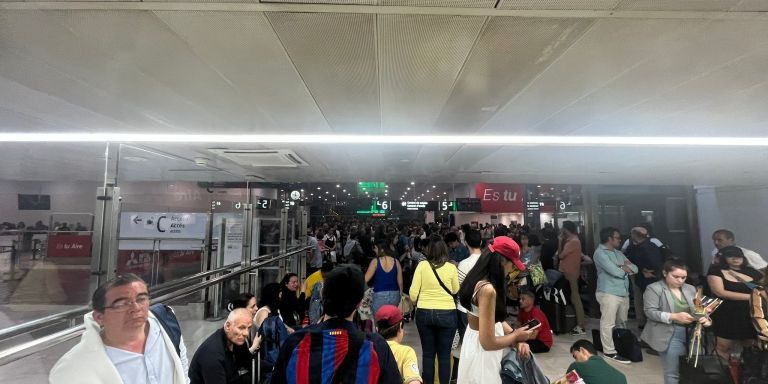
[0,304,664,384]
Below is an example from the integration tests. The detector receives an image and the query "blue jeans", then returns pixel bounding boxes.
[372,290,401,316]
[660,325,688,384]
[415,308,457,384]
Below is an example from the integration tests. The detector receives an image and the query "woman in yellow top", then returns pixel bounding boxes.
[409,234,459,384]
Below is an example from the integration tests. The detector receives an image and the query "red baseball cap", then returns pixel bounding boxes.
[489,236,525,271]
[375,305,403,327]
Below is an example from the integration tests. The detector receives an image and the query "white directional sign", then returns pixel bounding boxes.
[120,212,208,239]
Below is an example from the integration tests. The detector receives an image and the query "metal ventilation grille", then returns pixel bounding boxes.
[615,0,742,11]
[380,0,496,7]
[260,0,377,4]
[209,149,309,167]
[497,0,622,10]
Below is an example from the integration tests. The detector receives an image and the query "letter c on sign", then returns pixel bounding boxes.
[157,215,167,233]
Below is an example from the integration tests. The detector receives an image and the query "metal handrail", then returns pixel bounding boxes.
[0,247,302,342]
[0,245,310,367]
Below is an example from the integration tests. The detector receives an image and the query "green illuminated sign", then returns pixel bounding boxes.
[356,199,390,215]
[357,181,388,195]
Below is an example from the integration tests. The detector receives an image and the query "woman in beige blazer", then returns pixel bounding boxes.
[641,259,711,384]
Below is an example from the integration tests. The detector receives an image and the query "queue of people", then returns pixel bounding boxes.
[47,218,768,384]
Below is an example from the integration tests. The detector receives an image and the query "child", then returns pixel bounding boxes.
[375,305,423,384]
[517,290,553,353]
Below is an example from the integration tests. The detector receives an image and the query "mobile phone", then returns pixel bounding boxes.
[522,319,540,330]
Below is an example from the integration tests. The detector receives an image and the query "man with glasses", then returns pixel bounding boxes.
[50,273,189,384]
[593,227,637,364]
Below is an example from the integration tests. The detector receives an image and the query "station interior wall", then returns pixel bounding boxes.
[695,185,768,272]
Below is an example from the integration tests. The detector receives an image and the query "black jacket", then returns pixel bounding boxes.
[189,328,253,384]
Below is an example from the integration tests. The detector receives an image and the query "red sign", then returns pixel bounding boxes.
[474,183,524,213]
[48,234,92,258]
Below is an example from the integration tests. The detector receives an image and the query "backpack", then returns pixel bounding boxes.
[285,327,380,384]
[149,303,182,356]
[307,281,324,324]
[258,314,289,366]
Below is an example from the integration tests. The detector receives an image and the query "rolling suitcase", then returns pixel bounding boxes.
[540,299,569,334]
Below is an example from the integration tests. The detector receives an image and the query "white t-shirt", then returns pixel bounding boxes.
[457,252,482,313]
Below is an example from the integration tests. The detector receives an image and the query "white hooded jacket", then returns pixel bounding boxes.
[49,311,187,384]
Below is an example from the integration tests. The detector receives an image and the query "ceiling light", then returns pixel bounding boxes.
[336,184,340,188]
[410,181,415,185]
[432,185,436,188]
[426,189,430,192]
[317,187,321,190]
[443,192,447,194]
[406,187,410,191]
[342,189,346,193]
[325,191,329,194]
[300,189,304,192]
[4,133,768,147]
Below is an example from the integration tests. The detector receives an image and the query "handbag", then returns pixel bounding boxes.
[740,347,768,384]
[679,354,732,384]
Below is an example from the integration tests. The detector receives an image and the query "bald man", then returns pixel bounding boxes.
[189,308,261,384]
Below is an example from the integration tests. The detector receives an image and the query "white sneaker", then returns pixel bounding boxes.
[569,326,586,336]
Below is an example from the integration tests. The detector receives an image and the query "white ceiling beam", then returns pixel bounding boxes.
[1,2,767,20]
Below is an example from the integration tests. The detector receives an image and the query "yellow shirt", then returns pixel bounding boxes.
[387,340,422,384]
[304,270,323,296]
[409,261,459,310]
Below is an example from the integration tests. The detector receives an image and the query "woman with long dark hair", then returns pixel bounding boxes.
[278,273,306,328]
[408,235,459,384]
[457,236,538,384]
[365,236,403,316]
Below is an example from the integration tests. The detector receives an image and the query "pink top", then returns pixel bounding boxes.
[558,235,582,277]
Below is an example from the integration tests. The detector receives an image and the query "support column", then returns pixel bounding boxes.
[89,143,121,295]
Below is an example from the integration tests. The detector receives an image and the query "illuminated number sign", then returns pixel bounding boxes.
[440,201,456,211]
[256,199,272,210]
[356,199,389,215]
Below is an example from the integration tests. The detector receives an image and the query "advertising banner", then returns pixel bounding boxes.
[474,183,524,213]
[119,212,208,239]
[47,234,92,258]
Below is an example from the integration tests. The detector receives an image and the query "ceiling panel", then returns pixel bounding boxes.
[152,11,330,133]
[733,0,768,11]
[615,0,742,11]
[434,16,595,133]
[378,14,485,134]
[0,10,234,133]
[47,10,267,131]
[498,0,621,10]
[530,20,768,135]
[480,18,703,135]
[380,0,496,7]
[261,0,377,4]
[267,12,379,133]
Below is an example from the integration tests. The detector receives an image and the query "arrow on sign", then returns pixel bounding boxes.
[132,216,143,224]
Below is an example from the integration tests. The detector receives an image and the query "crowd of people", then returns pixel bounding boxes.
[47,218,768,384]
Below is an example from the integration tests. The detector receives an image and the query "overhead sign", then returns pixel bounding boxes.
[399,201,438,211]
[455,198,481,212]
[255,198,274,210]
[120,212,208,239]
[440,201,456,211]
[47,234,92,258]
[474,183,524,213]
[356,199,390,215]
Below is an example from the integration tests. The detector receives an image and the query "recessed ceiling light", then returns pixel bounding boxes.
[407,187,411,191]
[410,181,415,185]
[317,187,321,190]
[123,156,148,162]
[432,185,436,188]
[336,184,340,188]
[342,189,347,192]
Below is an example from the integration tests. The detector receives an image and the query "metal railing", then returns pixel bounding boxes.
[0,245,310,366]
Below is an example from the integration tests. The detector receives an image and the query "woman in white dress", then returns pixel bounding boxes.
[457,236,539,384]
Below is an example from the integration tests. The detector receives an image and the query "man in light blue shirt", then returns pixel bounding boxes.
[593,227,638,365]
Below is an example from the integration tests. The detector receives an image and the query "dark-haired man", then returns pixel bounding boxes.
[50,273,189,384]
[445,232,469,264]
[269,265,400,384]
[457,229,483,339]
[564,340,627,384]
[710,229,767,271]
[593,227,637,364]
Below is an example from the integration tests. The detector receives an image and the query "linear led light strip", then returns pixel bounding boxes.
[1,133,768,146]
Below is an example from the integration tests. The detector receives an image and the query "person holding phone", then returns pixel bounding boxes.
[517,290,553,353]
[456,236,539,384]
